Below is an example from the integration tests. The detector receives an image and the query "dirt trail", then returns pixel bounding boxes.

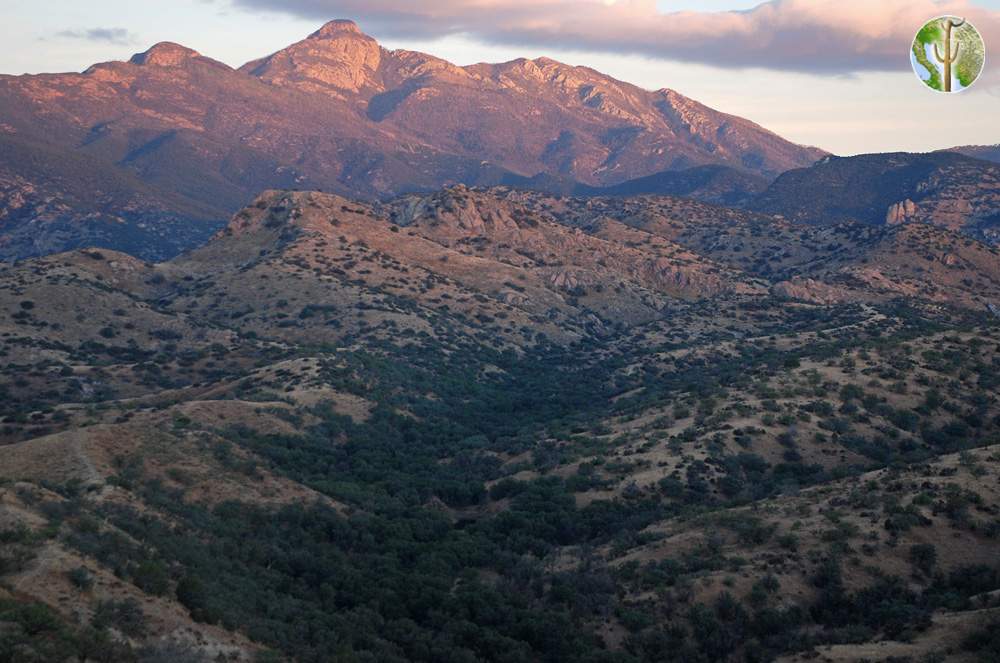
[67,428,101,485]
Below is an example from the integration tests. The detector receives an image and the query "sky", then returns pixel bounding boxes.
[3,0,999,155]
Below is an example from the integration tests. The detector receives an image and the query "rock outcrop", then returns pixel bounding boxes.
[886,199,918,225]
[129,42,202,67]
[771,278,851,304]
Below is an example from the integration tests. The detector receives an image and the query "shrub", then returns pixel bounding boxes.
[131,559,170,596]
[92,599,147,637]
[68,566,94,591]
[909,544,937,575]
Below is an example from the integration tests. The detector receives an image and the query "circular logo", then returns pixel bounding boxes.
[911,16,985,92]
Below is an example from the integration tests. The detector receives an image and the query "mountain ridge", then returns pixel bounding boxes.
[751,151,1000,244]
[946,143,1000,165]
[0,18,824,261]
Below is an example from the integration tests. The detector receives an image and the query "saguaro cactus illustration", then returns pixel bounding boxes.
[934,17,965,91]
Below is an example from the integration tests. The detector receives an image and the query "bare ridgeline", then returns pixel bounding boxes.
[0,19,999,663]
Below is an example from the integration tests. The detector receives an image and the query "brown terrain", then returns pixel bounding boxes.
[1,183,999,660]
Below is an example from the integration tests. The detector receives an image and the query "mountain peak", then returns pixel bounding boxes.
[129,42,200,67]
[310,19,364,39]
[240,19,383,95]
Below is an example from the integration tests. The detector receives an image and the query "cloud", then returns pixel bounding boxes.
[230,0,1000,74]
[55,27,138,46]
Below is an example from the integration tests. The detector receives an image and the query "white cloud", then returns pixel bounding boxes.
[232,0,1000,73]
[54,27,138,46]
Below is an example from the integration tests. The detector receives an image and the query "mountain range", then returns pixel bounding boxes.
[0,19,825,260]
[4,21,1000,262]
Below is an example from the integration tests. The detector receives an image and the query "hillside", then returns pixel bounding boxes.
[751,153,1000,245]
[0,19,824,261]
[575,164,769,206]
[0,134,221,261]
[947,144,1000,165]
[1,187,999,661]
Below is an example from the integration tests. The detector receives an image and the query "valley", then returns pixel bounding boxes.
[1,186,999,662]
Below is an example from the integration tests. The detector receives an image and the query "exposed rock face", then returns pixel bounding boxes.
[311,18,363,37]
[240,20,384,96]
[886,199,918,225]
[391,186,765,301]
[771,278,850,304]
[129,42,202,67]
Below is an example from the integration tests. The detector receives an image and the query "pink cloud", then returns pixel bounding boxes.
[232,0,1000,73]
